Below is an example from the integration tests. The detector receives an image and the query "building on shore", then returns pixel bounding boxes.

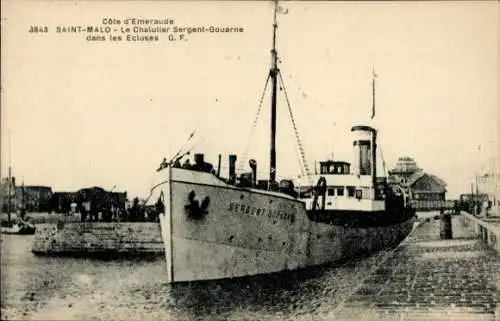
[0,177,17,212]
[388,156,448,210]
[20,185,53,212]
[474,136,500,214]
[387,156,422,184]
[51,192,76,213]
[477,172,499,213]
[51,187,127,214]
[75,187,127,212]
[1,176,54,213]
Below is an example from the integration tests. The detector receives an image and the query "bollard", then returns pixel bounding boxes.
[440,211,453,239]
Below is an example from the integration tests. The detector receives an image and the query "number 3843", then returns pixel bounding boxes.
[29,26,48,33]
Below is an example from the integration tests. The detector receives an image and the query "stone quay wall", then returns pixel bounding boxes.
[459,211,500,255]
[31,222,164,256]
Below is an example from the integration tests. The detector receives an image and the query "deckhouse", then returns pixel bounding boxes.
[296,125,394,213]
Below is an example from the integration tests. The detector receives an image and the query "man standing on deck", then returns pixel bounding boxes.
[182,159,191,169]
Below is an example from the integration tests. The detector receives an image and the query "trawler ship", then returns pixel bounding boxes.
[147,1,415,283]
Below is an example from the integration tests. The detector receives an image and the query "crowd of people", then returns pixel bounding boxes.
[157,154,216,174]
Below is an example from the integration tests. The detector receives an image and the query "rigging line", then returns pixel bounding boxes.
[169,126,216,168]
[278,72,308,177]
[281,69,327,110]
[183,104,253,163]
[143,188,155,206]
[292,130,306,178]
[277,71,313,185]
[285,70,351,135]
[182,125,220,156]
[282,69,349,132]
[238,72,272,171]
[180,99,247,162]
[168,129,196,163]
[170,73,271,170]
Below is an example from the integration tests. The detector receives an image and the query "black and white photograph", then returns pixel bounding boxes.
[1,1,499,320]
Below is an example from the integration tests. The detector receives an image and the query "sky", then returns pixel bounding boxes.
[1,0,499,199]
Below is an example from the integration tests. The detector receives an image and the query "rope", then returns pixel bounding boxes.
[285,69,388,181]
[278,71,314,187]
[183,125,219,154]
[168,130,196,163]
[238,72,272,171]
[177,108,240,160]
[283,69,351,132]
[283,69,328,112]
[292,130,306,178]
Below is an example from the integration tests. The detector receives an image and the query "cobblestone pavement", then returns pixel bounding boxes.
[327,216,500,321]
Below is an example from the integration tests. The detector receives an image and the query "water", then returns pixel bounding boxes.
[1,234,400,321]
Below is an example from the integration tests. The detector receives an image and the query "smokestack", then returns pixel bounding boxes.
[372,130,377,188]
[229,155,237,184]
[217,154,222,176]
[249,159,257,187]
[194,153,204,165]
[351,126,373,176]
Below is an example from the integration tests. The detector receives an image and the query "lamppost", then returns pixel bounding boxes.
[475,174,482,215]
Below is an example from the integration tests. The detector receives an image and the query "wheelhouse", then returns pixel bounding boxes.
[319,161,351,175]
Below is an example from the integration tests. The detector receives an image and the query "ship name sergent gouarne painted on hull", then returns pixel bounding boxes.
[228,202,296,223]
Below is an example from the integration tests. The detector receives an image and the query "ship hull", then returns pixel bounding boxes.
[155,167,415,283]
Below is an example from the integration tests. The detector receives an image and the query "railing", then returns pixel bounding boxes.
[409,200,455,211]
[459,212,500,255]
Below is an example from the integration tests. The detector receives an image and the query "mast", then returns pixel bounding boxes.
[371,69,377,189]
[269,0,279,183]
[8,167,11,227]
[371,69,377,120]
[7,130,12,227]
